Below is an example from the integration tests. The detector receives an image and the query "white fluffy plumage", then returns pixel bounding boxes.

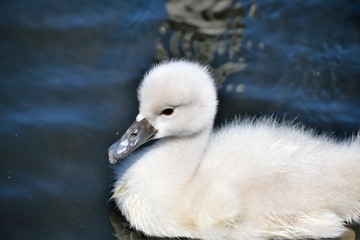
[111,60,360,240]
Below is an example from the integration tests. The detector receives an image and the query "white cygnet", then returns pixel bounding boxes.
[108,60,360,240]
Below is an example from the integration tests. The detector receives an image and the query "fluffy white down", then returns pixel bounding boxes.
[112,60,360,240]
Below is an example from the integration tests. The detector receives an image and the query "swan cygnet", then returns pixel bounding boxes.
[108,60,360,239]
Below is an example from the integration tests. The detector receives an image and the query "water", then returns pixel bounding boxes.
[1,0,359,239]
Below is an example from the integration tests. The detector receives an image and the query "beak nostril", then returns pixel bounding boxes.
[129,130,138,140]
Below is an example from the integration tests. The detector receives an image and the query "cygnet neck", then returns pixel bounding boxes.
[165,125,212,149]
[156,126,211,180]
[135,125,213,201]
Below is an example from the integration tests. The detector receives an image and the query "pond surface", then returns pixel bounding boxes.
[0,0,359,239]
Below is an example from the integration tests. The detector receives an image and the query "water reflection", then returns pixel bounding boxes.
[156,0,256,86]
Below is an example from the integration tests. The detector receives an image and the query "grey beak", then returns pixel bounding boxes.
[108,118,157,164]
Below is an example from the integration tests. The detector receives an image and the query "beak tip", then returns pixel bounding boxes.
[108,146,119,164]
[109,158,117,164]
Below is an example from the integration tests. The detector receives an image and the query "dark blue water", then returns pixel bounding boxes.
[1,0,359,239]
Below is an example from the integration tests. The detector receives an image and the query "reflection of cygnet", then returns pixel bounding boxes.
[109,60,360,239]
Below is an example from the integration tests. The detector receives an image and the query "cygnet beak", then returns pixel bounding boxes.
[108,118,157,164]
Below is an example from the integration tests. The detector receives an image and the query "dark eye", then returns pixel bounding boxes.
[161,107,174,116]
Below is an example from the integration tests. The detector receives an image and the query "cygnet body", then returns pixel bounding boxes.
[108,60,360,239]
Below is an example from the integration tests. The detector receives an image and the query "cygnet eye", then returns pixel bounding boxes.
[161,107,174,116]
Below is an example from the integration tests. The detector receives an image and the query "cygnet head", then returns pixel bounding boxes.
[108,60,218,163]
[138,60,218,138]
